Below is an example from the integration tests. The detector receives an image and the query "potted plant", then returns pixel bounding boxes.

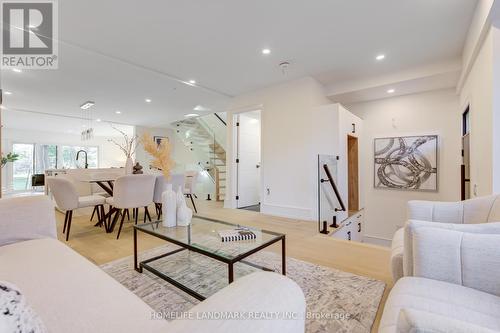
[1,152,19,168]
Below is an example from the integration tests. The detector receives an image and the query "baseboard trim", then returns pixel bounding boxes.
[260,203,313,221]
[363,234,391,248]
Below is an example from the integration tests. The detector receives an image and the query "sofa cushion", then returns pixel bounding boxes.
[403,220,500,276]
[413,227,500,296]
[0,239,169,333]
[390,228,404,282]
[379,277,500,333]
[397,308,500,333]
[0,281,46,333]
[0,196,56,247]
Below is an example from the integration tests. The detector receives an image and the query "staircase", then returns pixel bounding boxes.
[172,113,227,201]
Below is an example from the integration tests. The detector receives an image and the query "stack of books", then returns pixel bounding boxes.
[218,228,257,242]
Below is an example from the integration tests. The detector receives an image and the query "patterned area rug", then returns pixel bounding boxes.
[101,245,385,332]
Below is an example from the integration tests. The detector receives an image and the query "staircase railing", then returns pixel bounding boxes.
[173,113,227,201]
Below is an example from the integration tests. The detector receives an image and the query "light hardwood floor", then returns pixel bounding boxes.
[56,199,392,332]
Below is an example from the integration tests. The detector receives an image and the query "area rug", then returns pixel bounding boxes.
[101,245,385,332]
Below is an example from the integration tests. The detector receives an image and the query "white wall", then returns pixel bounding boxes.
[348,89,461,244]
[459,27,494,196]
[226,77,331,220]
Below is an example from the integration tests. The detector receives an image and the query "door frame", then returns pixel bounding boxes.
[230,108,263,209]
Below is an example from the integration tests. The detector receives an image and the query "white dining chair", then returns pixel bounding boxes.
[105,174,156,239]
[153,173,186,219]
[184,171,199,213]
[47,177,106,241]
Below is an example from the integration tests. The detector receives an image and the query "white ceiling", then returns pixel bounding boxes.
[1,0,478,127]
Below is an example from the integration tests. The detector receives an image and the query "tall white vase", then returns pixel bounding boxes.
[125,157,134,174]
[162,184,177,227]
[176,185,192,226]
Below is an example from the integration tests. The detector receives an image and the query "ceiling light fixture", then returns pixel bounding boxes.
[145,98,152,103]
[193,105,211,112]
[4,91,12,95]
[376,54,386,61]
[387,89,395,94]
[262,48,271,55]
[80,101,95,110]
[115,110,121,114]
[188,80,196,84]
[96,118,102,122]
[184,113,200,118]
[12,68,22,73]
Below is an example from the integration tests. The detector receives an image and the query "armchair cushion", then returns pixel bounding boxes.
[407,195,500,224]
[413,227,500,296]
[379,277,500,333]
[403,220,500,276]
[0,196,56,247]
[397,308,500,333]
[390,228,404,282]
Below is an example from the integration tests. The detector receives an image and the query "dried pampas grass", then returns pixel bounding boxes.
[140,133,175,179]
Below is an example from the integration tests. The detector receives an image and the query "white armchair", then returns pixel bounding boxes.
[380,222,500,332]
[391,194,500,282]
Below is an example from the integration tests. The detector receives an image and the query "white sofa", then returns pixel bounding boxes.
[0,196,306,333]
[391,195,500,282]
[380,196,500,332]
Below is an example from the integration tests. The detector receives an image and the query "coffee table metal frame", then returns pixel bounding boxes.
[133,217,286,301]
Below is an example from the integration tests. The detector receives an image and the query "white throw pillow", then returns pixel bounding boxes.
[0,281,46,333]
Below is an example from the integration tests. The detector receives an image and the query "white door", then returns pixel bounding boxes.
[236,111,261,208]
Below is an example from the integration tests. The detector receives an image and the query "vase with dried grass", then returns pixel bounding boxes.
[108,125,138,174]
[140,133,176,227]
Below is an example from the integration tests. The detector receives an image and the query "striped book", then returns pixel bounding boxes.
[218,228,257,242]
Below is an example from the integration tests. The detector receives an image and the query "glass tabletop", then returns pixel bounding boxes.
[134,216,284,261]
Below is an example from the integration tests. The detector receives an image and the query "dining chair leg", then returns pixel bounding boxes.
[116,209,126,240]
[109,208,120,232]
[134,207,139,225]
[188,194,198,213]
[133,208,136,219]
[143,206,151,223]
[90,205,98,221]
[96,205,101,224]
[156,203,162,220]
[65,210,73,242]
[99,205,107,231]
[63,210,69,234]
[125,209,130,221]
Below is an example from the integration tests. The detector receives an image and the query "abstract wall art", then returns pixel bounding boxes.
[374,135,438,191]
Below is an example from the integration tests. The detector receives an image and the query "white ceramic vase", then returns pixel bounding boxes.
[162,184,177,227]
[176,185,192,226]
[125,157,134,174]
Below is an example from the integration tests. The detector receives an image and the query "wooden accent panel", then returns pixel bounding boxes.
[347,135,359,212]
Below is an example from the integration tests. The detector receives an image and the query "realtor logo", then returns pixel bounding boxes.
[1,1,58,69]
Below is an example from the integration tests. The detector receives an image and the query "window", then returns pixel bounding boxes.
[12,143,35,190]
[35,144,58,174]
[60,146,98,169]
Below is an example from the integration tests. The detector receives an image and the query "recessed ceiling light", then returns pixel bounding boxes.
[145,98,152,103]
[115,110,121,114]
[262,48,271,55]
[193,105,211,112]
[387,89,395,94]
[96,118,102,122]
[4,91,12,95]
[80,101,95,110]
[376,54,386,61]
[184,113,200,118]
[188,80,196,84]
[12,68,22,73]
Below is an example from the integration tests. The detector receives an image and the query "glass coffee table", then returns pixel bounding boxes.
[133,216,286,300]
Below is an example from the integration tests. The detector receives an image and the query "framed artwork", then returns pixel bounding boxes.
[374,135,438,191]
[153,136,168,147]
